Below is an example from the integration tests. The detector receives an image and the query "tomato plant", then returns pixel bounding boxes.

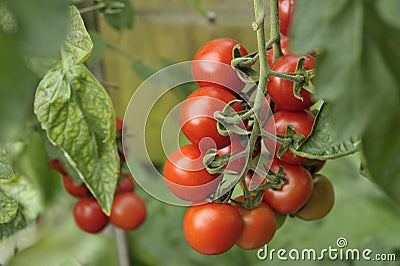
[179,86,242,149]
[62,175,90,198]
[264,110,315,165]
[183,203,242,255]
[268,54,315,111]
[263,160,313,214]
[233,197,277,250]
[109,192,147,230]
[192,38,248,93]
[73,198,109,234]
[163,144,220,202]
[296,174,335,221]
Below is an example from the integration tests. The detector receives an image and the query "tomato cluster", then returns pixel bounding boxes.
[49,118,146,234]
[163,0,336,255]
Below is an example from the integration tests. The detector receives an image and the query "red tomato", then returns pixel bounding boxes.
[304,159,326,174]
[163,144,220,202]
[73,198,108,234]
[296,174,334,221]
[233,197,277,250]
[116,117,123,131]
[265,94,281,113]
[109,192,147,230]
[116,174,135,194]
[268,54,315,111]
[63,175,90,198]
[263,160,313,214]
[180,86,243,149]
[183,203,242,255]
[267,37,290,66]
[264,110,314,165]
[192,38,248,93]
[48,159,66,175]
[279,0,295,36]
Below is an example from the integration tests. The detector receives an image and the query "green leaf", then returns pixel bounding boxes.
[0,189,18,223]
[0,30,35,144]
[5,0,69,55]
[62,5,93,65]
[103,0,134,30]
[0,207,26,241]
[362,104,400,205]
[1,175,43,220]
[294,103,361,160]
[377,0,400,27]
[132,59,157,80]
[291,0,400,139]
[86,31,108,67]
[0,151,14,180]
[34,65,119,214]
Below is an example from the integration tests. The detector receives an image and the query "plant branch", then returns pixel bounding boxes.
[79,3,106,14]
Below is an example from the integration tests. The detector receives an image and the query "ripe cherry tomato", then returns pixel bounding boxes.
[268,54,315,111]
[233,197,277,250]
[279,0,295,36]
[163,144,220,202]
[192,38,248,93]
[48,159,67,175]
[264,110,314,165]
[116,174,135,194]
[265,94,281,113]
[73,198,108,234]
[180,86,243,149]
[63,175,90,198]
[183,203,242,255]
[267,37,290,66]
[263,160,313,214]
[296,174,334,221]
[109,192,147,230]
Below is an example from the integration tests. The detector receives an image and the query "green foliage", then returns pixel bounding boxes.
[294,103,361,160]
[0,151,14,180]
[291,0,400,204]
[0,208,26,241]
[34,6,119,215]
[103,0,134,30]
[0,189,18,223]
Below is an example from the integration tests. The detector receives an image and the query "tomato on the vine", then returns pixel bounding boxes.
[264,110,314,165]
[192,38,248,93]
[268,54,315,111]
[278,0,295,36]
[296,174,334,221]
[183,203,242,255]
[163,144,220,202]
[48,159,66,175]
[180,86,243,149]
[109,192,147,230]
[73,198,108,234]
[267,37,290,66]
[304,159,326,174]
[63,175,90,198]
[263,160,313,214]
[233,197,277,250]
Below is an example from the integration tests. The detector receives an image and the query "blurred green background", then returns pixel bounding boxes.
[1,0,400,265]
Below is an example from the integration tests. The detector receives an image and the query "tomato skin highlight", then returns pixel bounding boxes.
[180,86,242,149]
[279,0,295,36]
[263,160,313,214]
[183,203,242,255]
[233,197,277,250]
[296,174,334,221]
[264,110,314,165]
[192,38,248,93]
[268,54,315,111]
[73,198,108,234]
[163,144,220,202]
[110,192,147,230]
